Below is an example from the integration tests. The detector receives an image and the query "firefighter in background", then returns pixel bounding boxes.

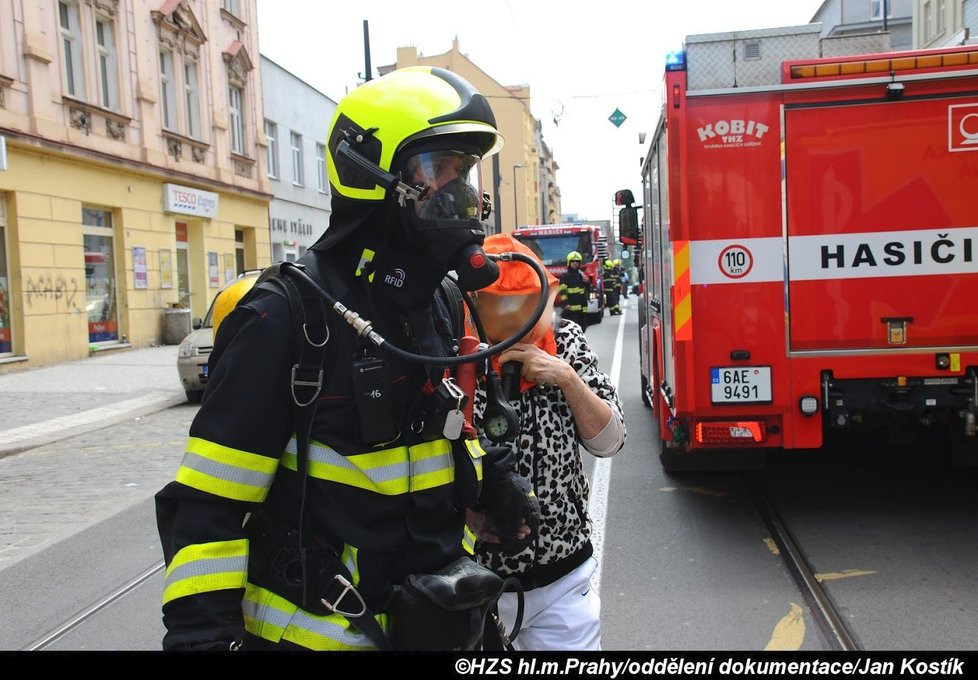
[557,250,590,331]
[155,66,539,652]
[603,258,621,315]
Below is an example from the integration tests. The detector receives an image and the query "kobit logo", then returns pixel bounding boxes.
[949,103,978,152]
[696,119,770,148]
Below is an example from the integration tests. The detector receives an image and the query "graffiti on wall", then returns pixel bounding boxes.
[25,274,82,312]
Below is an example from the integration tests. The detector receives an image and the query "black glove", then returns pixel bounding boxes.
[477,446,540,552]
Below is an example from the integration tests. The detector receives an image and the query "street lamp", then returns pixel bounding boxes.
[512,163,526,228]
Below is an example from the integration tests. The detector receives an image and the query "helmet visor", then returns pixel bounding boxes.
[405,150,483,222]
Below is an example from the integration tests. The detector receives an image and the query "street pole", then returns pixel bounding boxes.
[512,163,525,228]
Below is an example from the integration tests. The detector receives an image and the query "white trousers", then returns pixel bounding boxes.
[495,556,601,651]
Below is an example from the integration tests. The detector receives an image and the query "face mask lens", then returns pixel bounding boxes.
[407,151,483,221]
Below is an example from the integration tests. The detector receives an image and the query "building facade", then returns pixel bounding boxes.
[0,0,271,371]
[261,56,335,263]
[913,0,977,47]
[812,0,915,50]
[380,39,550,233]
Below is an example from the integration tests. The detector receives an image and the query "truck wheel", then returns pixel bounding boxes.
[640,375,652,408]
[588,312,602,325]
[186,390,203,404]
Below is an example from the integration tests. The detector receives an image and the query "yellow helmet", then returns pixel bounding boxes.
[327,66,503,203]
[211,272,259,339]
[566,250,583,265]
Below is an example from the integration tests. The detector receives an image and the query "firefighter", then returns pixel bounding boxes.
[155,66,540,652]
[604,258,621,315]
[557,250,590,331]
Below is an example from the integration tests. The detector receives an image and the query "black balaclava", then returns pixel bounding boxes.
[308,193,450,314]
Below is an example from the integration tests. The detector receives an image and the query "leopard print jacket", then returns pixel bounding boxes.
[473,319,625,586]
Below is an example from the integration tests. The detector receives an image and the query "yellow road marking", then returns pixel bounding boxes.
[815,569,877,582]
[765,602,805,651]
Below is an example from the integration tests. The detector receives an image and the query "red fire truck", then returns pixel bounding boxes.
[618,25,978,470]
[512,223,609,324]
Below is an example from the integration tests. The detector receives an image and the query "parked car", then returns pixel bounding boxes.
[177,270,261,403]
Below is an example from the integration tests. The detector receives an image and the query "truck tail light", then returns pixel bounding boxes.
[695,421,766,444]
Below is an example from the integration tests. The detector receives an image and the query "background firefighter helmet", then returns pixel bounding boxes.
[324,66,504,289]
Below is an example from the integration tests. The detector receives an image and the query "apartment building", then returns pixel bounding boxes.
[0,0,271,369]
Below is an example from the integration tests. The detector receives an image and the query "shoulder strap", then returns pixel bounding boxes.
[438,275,466,344]
[259,264,393,650]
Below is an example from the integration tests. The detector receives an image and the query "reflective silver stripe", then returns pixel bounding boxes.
[164,555,248,592]
[243,590,377,650]
[281,437,456,494]
[411,451,453,478]
[284,438,410,484]
[180,451,276,490]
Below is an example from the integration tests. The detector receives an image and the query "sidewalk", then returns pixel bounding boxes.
[0,345,185,458]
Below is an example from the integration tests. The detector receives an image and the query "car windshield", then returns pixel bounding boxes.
[513,233,593,267]
[201,294,218,328]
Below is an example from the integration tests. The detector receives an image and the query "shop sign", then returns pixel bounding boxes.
[164,183,218,218]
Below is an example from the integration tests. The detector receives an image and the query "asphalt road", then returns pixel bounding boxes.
[2,299,977,653]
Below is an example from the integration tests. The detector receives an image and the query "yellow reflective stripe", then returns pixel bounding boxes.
[243,583,387,651]
[340,544,359,584]
[162,539,248,605]
[280,437,456,494]
[410,439,454,492]
[462,525,477,555]
[176,437,278,502]
[464,438,485,482]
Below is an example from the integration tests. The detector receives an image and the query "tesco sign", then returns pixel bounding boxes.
[164,183,219,218]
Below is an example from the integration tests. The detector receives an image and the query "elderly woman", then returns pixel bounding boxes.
[469,233,626,651]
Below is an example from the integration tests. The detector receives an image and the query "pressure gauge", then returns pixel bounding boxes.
[482,371,519,443]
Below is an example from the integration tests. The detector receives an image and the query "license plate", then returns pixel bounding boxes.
[711,366,772,404]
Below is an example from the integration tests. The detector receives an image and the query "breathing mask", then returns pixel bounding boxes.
[398,145,499,291]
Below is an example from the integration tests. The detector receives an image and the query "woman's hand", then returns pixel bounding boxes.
[498,343,574,389]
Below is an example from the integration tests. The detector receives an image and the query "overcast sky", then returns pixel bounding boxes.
[255,0,824,221]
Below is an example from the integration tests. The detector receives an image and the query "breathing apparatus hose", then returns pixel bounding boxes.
[279,252,549,367]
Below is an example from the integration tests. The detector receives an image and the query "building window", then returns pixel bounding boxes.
[82,208,119,344]
[316,142,327,192]
[184,61,200,139]
[265,120,279,178]
[870,0,893,20]
[235,229,246,273]
[222,0,239,16]
[229,86,245,154]
[938,0,947,34]
[160,50,176,130]
[924,1,934,40]
[0,196,11,354]
[95,17,117,110]
[59,1,84,99]
[290,132,303,186]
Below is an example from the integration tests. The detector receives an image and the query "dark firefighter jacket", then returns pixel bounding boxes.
[558,268,589,314]
[155,244,484,651]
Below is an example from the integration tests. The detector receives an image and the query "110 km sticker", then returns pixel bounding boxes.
[718,245,754,279]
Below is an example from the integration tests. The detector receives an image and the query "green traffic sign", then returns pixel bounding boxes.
[609,108,627,128]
